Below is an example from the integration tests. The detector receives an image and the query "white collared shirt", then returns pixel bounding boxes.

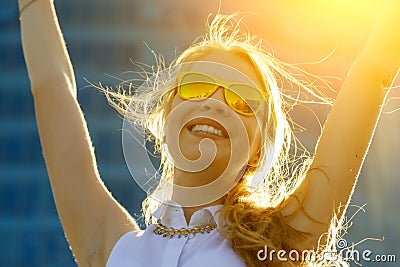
[106,201,246,267]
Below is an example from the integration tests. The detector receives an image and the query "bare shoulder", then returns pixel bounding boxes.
[72,182,139,266]
[280,166,336,250]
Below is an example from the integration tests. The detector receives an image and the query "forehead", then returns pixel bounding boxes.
[183,51,264,89]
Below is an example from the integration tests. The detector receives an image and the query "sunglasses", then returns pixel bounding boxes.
[177,72,267,116]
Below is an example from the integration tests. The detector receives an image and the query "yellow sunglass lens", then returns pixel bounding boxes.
[226,85,263,114]
[179,73,216,100]
[179,82,215,100]
[178,72,264,115]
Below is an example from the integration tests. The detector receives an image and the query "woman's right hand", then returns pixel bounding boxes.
[361,0,400,78]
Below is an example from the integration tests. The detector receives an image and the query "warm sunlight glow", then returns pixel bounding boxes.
[221,0,387,90]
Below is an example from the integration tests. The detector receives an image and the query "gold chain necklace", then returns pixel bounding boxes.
[153,222,217,238]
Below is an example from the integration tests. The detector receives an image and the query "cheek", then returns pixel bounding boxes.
[243,118,263,156]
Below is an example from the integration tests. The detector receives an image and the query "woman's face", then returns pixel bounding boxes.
[164,50,267,188]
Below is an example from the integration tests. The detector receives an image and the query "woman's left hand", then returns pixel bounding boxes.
[362,0,400,76]
[281,0,400,250]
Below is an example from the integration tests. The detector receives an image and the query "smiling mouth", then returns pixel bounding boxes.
[186,118,229,139]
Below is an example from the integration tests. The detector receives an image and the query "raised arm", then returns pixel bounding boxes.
[18,0,138,265]
[282,0,400,249]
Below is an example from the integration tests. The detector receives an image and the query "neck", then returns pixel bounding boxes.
[170,165,245,223]
[171,168,226,224]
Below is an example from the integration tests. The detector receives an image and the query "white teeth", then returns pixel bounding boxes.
[191,124,223,137]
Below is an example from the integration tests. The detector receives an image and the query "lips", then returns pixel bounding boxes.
[186,118,229,138]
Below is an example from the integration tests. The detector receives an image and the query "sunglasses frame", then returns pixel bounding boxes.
[176,71,268,116]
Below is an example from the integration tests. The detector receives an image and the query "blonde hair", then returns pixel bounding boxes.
[99,14,346,267]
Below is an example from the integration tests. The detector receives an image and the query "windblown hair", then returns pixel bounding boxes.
[99,14,346,267]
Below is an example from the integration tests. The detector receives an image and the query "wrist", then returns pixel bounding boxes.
[19,0,53,20]
[19,0,40,20]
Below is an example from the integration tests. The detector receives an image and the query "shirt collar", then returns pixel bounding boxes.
[152,200,223,229]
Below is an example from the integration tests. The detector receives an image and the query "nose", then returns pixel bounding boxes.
[199,87,230,116]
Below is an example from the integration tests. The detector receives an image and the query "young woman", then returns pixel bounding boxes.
[18,0,399,266]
